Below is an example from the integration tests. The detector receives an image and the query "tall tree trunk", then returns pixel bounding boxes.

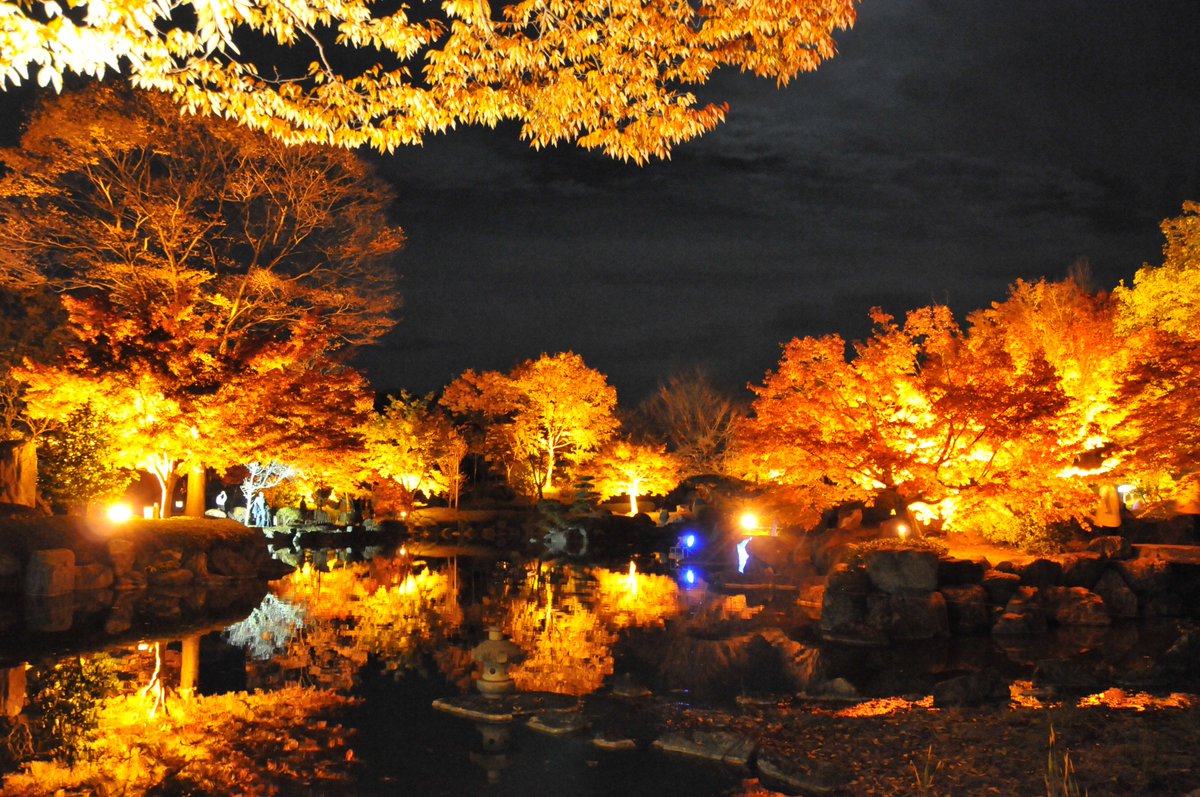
[184,466,206,517]
[627,487,638,517]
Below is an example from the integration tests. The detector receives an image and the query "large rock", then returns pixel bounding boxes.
[865,591,949,640]
[0,550,21,593]
[1114,558,1173,596]
[992,587,1046,635]
[1042,587,1111,626]
[940,584,991,634]
[25,549,76,596]
[149,567,195,586]
[74,563,114,592]
[757,755,845,795]
[981,570,1022,605]
[0,441,36,507]
[937,557,988,586]
[932,669,1007,707]
[863,548,939,593]
[1092,569,1138,618]
[1059,553,1105,589]
[209,546,256,578]
[1015,558,1063,588]
[24,594,73,632]
[106,539,135,578]
[1088,535,1133,560]
[652,730,755,766]
[759,628,824,693]
[819,563,869,634]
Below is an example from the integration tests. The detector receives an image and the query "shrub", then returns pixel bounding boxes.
[275,506,302,527]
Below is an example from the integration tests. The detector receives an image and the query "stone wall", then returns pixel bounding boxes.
[816,537,1200,646]
[0,522,281,642]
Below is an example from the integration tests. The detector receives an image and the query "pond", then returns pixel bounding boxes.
[0,544,1197,795]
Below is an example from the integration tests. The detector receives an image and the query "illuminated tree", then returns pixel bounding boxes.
[585,439,680,516]
[736,306,1085,531]
[36,401,134,513]
[18,367,203,516]
[0,85,402,391]
[1113,202,1200,338]
[1113,203,1200,485]
[0,282,66,441]
[0,86,397,509]
[0,0,857,162]
[631,368,742,477]
[442,352,618,499]
[968,274,1124,464]
[360,393,468,505]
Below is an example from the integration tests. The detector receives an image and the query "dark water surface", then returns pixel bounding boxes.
[0,546,1196,795]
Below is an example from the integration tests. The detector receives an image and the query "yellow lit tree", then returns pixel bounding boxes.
[0,0,858,162]
[585,439,680,516]
[359,392,468,507]
[442,352,618,499]
[1113,203,1200,491]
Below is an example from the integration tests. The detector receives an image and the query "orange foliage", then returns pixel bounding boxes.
[1115,203,1200,483]
[443,352,618,499]
[735,305,1091,530]
[586,440,681,515]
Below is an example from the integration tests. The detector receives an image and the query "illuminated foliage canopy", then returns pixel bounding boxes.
[359,392,468,505]
[585,439,680,515]
[0,86,394,507]
[735,306,1089,531]
[442,351,617,499]
[1115,203,1200,479]
[0,0,857,162]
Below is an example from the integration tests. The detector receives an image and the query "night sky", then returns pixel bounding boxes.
[359,0,1200,404]
[2,1,1198,406]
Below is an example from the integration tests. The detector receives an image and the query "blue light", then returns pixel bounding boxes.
[684,533,696,549]
[683,568,696,586]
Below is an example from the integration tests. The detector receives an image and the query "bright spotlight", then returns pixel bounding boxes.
[683,568,696,586]
[739,512,759,532]
[683,533,696,549]
[106,504,133,524]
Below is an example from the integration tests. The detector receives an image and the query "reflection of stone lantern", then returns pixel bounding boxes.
[471,626,524,699]
[470,722,511,784]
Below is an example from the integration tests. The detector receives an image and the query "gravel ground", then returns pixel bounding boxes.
[657,691,1200,797]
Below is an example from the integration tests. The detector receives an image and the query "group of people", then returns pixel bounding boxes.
[212,490,272,527]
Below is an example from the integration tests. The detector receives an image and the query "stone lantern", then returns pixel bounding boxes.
[471,626,524,699]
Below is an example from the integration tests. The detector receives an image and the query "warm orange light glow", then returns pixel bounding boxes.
[739,512,759,532]
[106,504,133,523]
[1077,689,1193,711]
[593,566,681,630]
[625,560,638,596]
[833,695,934,718]
[896,522,909,539]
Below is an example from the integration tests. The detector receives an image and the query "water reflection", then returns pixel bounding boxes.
[3,547,1198,796]
[505,562,681,695]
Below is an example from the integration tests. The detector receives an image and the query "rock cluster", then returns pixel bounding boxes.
[816,537,1200,646]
